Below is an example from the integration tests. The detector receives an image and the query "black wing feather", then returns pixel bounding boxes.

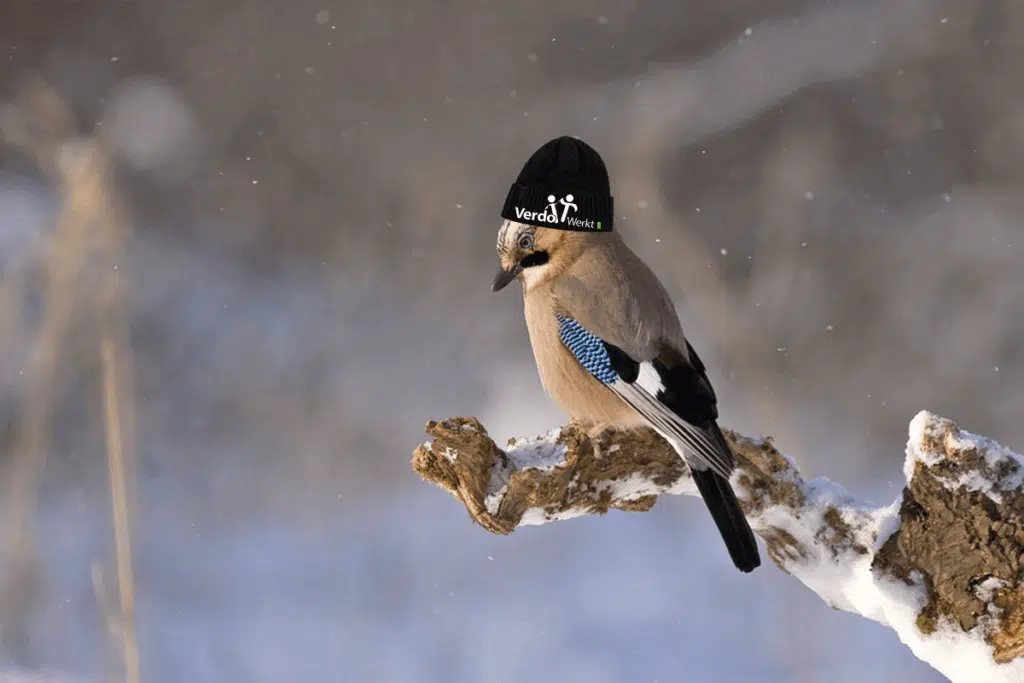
[601,341,639,382]
[577,332,761,573]
[649,353,718,426]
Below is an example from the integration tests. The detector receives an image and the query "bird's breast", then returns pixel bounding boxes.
[523,290,638,427]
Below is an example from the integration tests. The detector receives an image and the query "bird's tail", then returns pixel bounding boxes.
[690,425,761,573]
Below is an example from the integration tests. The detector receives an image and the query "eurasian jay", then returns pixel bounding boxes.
[492,135,760,573]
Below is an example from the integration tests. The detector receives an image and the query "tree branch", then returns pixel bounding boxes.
[412,412,1024,682]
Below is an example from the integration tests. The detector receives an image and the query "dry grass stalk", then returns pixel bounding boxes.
[1,79,141,683]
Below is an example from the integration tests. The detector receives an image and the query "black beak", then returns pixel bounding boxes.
[491,264,522,292]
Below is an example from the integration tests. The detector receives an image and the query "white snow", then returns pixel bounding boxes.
[505,429,566,472]
[604,473,663,502]
[519,506,588,527]
[976,577,1009,603]
[485,429,566,515]
[484,455,512,515]
[483,483,507,516]
[751,476,885,615]
[904,410,1024,501]
[750,410,1024,683]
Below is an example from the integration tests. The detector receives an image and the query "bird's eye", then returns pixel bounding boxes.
[518,234,534,250]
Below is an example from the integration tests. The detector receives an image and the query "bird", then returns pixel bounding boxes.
[491,135,761,573]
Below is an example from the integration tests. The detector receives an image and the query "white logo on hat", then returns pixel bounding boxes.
[515,193,597,230]
[555,194,577,222]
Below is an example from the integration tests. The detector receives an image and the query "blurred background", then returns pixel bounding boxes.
[1,0,1022,681]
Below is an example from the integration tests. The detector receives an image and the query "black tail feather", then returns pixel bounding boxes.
[690,463,761,573]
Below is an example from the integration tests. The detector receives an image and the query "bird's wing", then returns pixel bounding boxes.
[549,240,685,360]
[555,313,734,479]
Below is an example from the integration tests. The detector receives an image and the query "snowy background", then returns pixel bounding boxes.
[2,0,1024,681]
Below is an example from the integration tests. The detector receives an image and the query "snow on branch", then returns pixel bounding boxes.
[412,412,1024,682]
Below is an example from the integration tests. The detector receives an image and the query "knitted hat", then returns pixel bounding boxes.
[500,136,614,233]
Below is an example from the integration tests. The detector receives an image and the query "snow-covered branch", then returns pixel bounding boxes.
[412,412,1024,682]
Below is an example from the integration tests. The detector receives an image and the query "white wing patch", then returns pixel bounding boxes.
[635,362,665,395]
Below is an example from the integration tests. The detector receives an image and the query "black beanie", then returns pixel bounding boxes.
[500,136,614,233]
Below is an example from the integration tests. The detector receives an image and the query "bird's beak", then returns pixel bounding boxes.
[491,264,522,292]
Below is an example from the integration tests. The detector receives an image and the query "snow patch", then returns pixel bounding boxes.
[446,421,481,433]
[505,429,567,472]
[975,576,1009,603]
[484,458,511,516]
[906,410,1024,501]
[605,473,661,502]
[519,506,588,527]
[754,474,1024,682]
[749,413,1024,682]
[484,429,567,515]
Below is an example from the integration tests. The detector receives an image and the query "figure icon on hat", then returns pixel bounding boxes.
[558,193,577,222]
[546,194,559,217]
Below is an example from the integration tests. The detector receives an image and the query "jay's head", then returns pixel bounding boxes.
[492,136,615,292]
[492,220,558,292]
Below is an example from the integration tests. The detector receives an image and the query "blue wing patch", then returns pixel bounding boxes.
[553,313,734,479]
[555,314,618,384]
